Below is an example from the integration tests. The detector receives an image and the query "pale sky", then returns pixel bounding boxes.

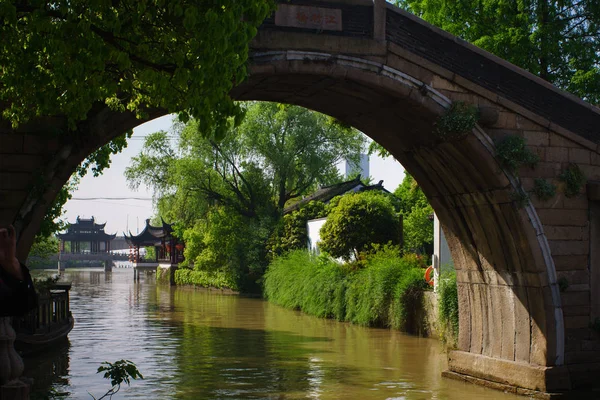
[63,114,406,235]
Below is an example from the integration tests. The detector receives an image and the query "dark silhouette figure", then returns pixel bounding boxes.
[0,225,37,316]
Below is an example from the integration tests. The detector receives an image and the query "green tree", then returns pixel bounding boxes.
[394,173,429,216]
[126,103,365,289]
[1,1,274,134]
[268,201,328,258]
[319,192,400,261]
[394,173,433,254]
[26,235,60,269]
[399,0,600,103]
[1,0,274,238]
[402,203,434,253]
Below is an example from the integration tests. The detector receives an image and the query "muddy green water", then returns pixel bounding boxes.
[25,269,522,399]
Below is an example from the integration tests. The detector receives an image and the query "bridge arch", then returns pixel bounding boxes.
[233,49,565,393]
[4,0,600,394]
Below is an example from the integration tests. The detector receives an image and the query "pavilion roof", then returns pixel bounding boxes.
[124,218,174,246]
[57,216,116,241]
[283,176,389,214]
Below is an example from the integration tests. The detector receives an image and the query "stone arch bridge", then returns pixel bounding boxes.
[2,0,600,396]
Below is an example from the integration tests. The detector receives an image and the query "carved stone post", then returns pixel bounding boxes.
[0,317,29,399]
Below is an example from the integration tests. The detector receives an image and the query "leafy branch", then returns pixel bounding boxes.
[89,360,143,400]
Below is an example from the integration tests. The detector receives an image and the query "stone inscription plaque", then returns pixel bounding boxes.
[275,4,342,31]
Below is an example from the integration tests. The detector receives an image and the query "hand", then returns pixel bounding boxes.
[0,225,23,280]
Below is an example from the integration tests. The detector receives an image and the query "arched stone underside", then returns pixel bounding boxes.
[4,0,600,395]
[232,53,568,394]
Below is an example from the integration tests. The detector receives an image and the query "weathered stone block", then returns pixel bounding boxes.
[549,135,580,148]
[566,284,590,292]
[537,209,588,226]
[0,134,24,153]
[514,285,531,363]
[524,131,549,146]
[457,282,471,352]
[528,146,546,162]
[557,270,590,285]
[561,292,590,307]
[562,195,588,209]
[22,135,60,155]
[0,209,17,225]
[495,111,518,130]
[579,164,600,181]
[565,351,600,364]
[582,340,600,351]
[447,350,571,392]
[0,173,32,191]
[499,285,516,361]
[545,147,569,162]
[569,148,591,164]
[516,115,545,131]
[553,255,588,271]
[562,305,591,317]
[0,154,43,172]
[548,240,589,256]
[430,74,467,93]
[0,191,27,208]
[519,162,560,178]
[544,226,586,241]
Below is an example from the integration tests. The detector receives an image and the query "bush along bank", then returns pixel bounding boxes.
[438,270,459,347]
[263,247,430,332]
[174,268,239,291]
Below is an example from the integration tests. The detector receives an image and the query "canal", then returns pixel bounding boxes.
[26,269,522,399]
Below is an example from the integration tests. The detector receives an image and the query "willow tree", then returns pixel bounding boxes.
[125,103,366,289]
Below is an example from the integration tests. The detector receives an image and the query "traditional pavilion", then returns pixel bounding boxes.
[124,219,183,265]
[58,216,116,253]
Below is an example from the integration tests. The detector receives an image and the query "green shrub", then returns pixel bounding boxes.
[434,101,479,140]
[495,135,539,173]
[438,271,459,346]
[559,163,585,198]
[175,268,238,290]
[533,178,557,201]
[558,276,569,292]
[319,192,399,261]
[263,249,428,331]
[267,201,327,258]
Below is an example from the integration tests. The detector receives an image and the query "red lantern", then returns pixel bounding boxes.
[166,244,171,253]
[175,243,184,251]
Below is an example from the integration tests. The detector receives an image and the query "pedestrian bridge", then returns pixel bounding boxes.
[2,0,600,395]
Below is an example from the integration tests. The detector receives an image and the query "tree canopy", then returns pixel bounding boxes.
[126,102,366,290]
[319,191,400,261]
[398,0,600,104]
[394,173,433,254]
[0,1,274,136]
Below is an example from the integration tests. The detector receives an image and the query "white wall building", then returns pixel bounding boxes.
[307,217,328,253]
[433,213,455,291]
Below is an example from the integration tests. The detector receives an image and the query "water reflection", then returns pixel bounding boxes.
[26,269,521,399]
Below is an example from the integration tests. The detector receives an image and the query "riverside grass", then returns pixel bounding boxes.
[263,249,428,330]
[175,268,238,290]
